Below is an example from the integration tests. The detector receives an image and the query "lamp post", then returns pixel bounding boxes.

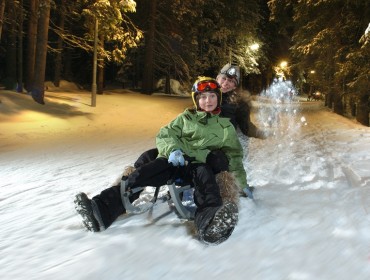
[91,18,98,107]
[308,70,316,95]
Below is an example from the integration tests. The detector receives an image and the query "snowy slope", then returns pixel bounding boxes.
[1,85,370,280]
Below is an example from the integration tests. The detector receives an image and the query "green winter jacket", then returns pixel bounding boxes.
[156,108,247,188]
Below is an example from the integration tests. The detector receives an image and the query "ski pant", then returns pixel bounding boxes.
[134,148,159,168]
[93,152,229,231]
[133,149,230,232]
[134,148,229,174]
[92,157,174,229]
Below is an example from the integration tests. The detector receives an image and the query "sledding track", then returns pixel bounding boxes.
[235,98,370,279]
[1,91,370,280]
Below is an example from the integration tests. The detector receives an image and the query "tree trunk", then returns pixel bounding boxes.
[165,69,171,94]
[350,99,356,117]
[326,91,333,109]
[17,0,24,93]
[333,93,343,115]
[32,0,51,104]
[5,2,17,89]
[356,94,369,126]
[0,0,5,41]
[141,0,156,94]
[63,48,74,81]
[25,0,39,91]
[53,0,65,87]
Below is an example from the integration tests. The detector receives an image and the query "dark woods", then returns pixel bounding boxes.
[0,0,369,125]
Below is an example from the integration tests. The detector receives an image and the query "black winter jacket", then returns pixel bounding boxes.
[221,90,264,139]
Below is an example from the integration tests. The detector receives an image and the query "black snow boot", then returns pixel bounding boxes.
[74,192,105,232]
[199,202,239,245]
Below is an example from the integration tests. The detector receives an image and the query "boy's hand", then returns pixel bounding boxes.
[168,150,185,166]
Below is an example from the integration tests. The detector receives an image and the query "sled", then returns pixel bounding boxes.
[120,178,195,220]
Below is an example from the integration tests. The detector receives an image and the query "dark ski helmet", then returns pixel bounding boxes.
[191,76,221,110]
[219,63,240,86]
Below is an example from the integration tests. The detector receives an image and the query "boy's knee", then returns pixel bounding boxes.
[134,148,159,168]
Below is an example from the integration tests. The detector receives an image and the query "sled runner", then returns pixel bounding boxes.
[120,178,196,220]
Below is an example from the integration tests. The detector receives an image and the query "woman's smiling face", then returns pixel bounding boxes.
[217,74,237,93]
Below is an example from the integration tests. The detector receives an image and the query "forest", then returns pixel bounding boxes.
[0,0,369,125]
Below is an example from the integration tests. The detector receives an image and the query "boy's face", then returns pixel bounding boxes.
[217,74,237,93]
[198,92,218,112]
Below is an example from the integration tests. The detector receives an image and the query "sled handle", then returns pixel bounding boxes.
[120,180,146,214]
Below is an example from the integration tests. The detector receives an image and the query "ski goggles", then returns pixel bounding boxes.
[196,80,220,92]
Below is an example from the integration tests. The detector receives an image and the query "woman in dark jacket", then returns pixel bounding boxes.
[217,63,266,139]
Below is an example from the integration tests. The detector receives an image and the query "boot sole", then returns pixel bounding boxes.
[201,202,238,245]
[74,193,100,232]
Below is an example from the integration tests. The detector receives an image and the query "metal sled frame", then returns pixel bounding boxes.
[120,179,195,220]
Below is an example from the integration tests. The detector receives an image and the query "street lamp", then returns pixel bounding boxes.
[274,61,288,80]
[280,61,288,68]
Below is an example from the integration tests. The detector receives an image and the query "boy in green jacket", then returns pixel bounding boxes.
[127,64,258,198]
[75,77,247,245]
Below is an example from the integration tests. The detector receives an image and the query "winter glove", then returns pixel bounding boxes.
[206,150,229,174]
[240,185,255,199]
[168,150,185,167]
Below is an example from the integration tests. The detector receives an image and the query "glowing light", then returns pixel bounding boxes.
[250,43,259,51]
[280,61,288,68]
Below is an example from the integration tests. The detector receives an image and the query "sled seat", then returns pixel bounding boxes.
[120,179,195,220]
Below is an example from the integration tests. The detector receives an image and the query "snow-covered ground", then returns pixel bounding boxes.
[1,83,370,280]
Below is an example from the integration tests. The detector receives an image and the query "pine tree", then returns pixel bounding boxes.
[269,0,369,125]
